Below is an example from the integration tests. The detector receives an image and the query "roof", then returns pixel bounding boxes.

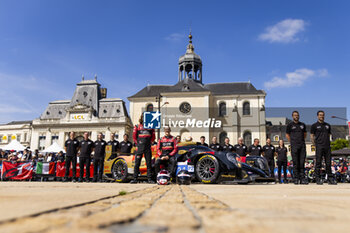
[204,82,265,95]
[5,120,32,125]
[128,80,265,99]
[332,148,350,156]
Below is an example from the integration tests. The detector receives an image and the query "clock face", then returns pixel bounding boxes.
[179,102,191,114]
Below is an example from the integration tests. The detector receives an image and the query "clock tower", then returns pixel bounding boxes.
[178,32,203,83]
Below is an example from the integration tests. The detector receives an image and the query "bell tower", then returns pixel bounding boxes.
[178,32,203,83]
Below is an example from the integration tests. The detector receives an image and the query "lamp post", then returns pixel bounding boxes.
[155,93,169,140]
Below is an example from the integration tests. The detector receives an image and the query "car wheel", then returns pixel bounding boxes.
[112,159,129,183]
[195,154,220,184]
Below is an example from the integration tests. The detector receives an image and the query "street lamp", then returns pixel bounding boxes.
[156,93,169,140]
[331,116,348,121]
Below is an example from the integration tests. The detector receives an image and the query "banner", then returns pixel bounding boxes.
[36,162,55,175]
[1,161,34,180]
[56,161,94,178]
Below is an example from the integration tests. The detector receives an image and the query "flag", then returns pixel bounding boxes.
[36,162,55,175]
[1,161,34,180]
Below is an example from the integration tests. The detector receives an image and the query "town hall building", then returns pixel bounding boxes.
[128,33,266,145]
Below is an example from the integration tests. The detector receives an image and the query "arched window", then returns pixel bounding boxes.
[243,131,252,146]
[146,103,154,112]
[243,101,250,116]
[219,102,226,116]
[219,132,227,144]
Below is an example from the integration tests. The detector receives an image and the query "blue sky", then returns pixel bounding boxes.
[0,0,349,124]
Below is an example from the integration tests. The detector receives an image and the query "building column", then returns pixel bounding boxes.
[91,131,97,141]
[46,131,52,148]
[58,131,65,149]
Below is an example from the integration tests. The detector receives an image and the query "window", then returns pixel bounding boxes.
[243,101,250,116]
[311,145,316,152]
[0,135,2,143]
[219,132,227,144]
[52,135,59,143]
[39,136,46,151]
[146,104,154,112]
[243,131,252,146]
[17,135,21,142]
[219,102,226,116]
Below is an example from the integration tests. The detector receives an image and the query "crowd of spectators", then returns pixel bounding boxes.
[0,148,65,163]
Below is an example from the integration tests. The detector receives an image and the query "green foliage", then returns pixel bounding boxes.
[119,190,128,196]
[331,138,349,151]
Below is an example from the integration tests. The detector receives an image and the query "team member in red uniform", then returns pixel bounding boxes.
[131,114,155,183]
[155,126,178,176]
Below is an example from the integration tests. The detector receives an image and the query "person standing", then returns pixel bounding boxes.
[197,136,209,147]
[248,138,262,156]
[262,138,276,179]
[107,133,119,160]
[286,111,308,185]
[93,133,106,182]
[276,139,288,184]
[233,137,248,162]
[131,114,155,183]
[310,110,336,185]
[119,134,133,154]
[155,126,178,176]
[64,132,80,182]
[209,136,223,151]
[222,137,234,152]
[79,132,94,182]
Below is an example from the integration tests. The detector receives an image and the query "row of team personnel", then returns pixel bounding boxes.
[64,110,334,185]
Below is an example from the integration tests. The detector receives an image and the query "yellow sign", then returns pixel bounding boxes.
[2,135,7,141]
[11,135,16,140]
[70,113,88,121]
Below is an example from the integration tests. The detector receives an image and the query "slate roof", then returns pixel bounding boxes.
[128,79,265,99]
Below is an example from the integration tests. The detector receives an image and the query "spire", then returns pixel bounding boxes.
[186,30,194,54]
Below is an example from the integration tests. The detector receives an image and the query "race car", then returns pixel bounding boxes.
[174,142,274,184]
[104,142,274,184]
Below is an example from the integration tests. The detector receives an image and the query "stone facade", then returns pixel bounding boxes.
[128,33,266,145]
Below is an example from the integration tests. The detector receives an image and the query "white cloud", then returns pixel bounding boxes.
[165,33,185,41]
[259,19,307,43]
[264,68,328,89]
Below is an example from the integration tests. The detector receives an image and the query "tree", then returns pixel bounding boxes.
[331,138,349,151]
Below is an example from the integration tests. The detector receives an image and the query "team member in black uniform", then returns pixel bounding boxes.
[311,110,336,185]
[119,134,133,154]
[209,136,222,151]
[93,133,106,182]
[262,138,276,179]
[233,137,248,162]
[197,136,209,147]
[222,137,234,152]
[131,114,155,184]
[64,132,80,182]
[276,139,288,184]
[79,132,94,182]
[286,111,308,185]
[248,138,262,156]
[107,133,119,160]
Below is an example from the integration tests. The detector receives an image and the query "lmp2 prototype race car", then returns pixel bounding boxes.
[103,142,275,184]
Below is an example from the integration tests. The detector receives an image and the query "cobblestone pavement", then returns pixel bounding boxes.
[0,182,349,233]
